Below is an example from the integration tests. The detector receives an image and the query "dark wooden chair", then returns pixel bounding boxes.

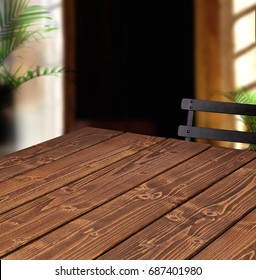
[178,98,256,145]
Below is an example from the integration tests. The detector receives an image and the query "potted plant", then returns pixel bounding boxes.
[0,0,64,153]
[223,87,256,151]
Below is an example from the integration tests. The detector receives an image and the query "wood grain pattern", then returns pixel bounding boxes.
[192,209,256,260]
[98,159,256,259]
[0,127,121,182]
[3,146,256,259]
[0,138,209,258]
[1,127,256,260]
[0,132,163,214]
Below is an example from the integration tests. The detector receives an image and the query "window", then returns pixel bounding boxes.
[232,0,256,148]
[195,0,256,148]
[14,0,64,151]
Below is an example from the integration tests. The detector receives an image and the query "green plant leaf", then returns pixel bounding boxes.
[223,87,256,136]
[0,0,64,94]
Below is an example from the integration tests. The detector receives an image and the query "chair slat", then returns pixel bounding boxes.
[178,98,256,145]
[181,98,256,115]
[178,125,256,144]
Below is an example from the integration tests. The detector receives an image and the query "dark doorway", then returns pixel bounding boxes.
[75,0,194,138]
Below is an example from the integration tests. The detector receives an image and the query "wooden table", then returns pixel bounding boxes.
[1,127,256,260]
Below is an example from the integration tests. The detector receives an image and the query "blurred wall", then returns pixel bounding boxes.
[194,0,256,148]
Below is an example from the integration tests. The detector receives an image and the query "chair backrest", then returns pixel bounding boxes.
[178,98,256,144]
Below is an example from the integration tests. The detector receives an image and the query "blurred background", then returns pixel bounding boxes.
[1,0,256,155]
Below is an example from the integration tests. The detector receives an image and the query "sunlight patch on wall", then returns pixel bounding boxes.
[232,0,256,149]
[232,1,256,87]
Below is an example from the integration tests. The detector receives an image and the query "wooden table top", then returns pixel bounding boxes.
[1,127,256,260]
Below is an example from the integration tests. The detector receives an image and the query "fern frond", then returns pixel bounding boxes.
[0,0,64,107]
[0,64,64,89]
[0,0,56,63]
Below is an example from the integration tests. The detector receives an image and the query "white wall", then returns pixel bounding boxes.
[14,0,64,151]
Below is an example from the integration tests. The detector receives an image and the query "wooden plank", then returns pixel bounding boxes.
[4,146,256,259]
[192,208,256,260]
[0,132,163,214]
[98,159,256,260]
[0,138,209,258]
[0,127,122,182]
